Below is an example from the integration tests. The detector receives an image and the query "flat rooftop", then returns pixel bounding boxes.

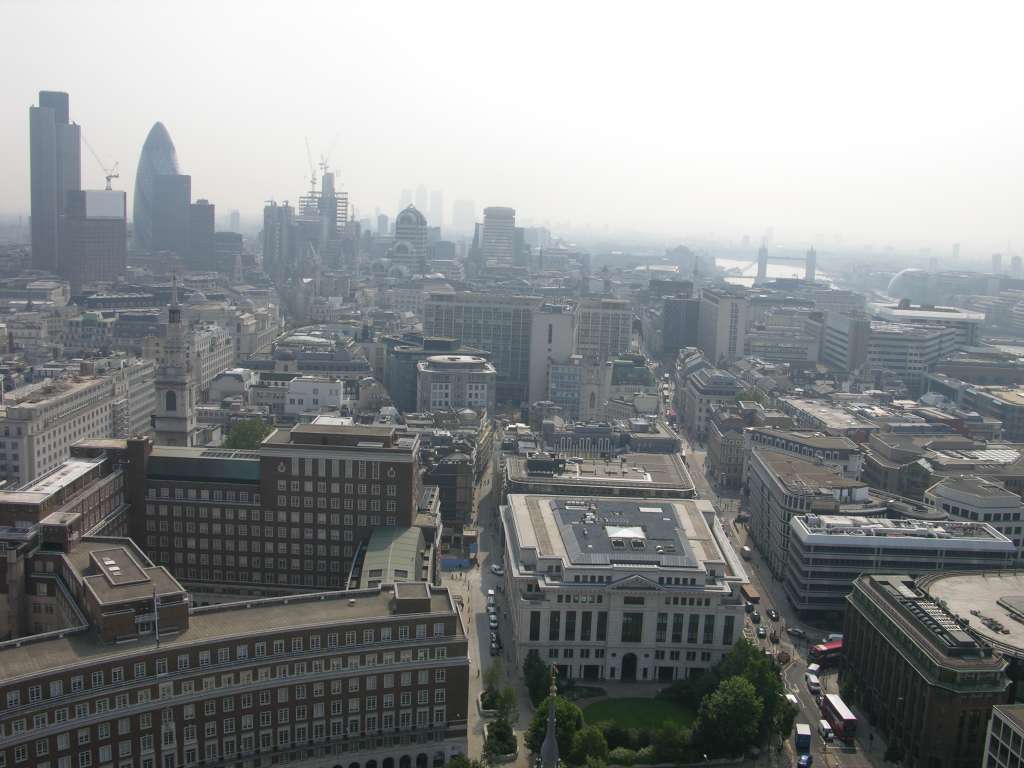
[923,570,1024,658]
[748,427,859,451]
[66,539,184,605]
[857,574,1006,672]
[993,704,1024,735]
[506,452,694,494]
[506,494,736,575]
[932,475,1021,500]
[794,514,1011,543]
[756,449,864,491]
[873,304,985,322]
[777,398,879,431]
[0,584,458,684]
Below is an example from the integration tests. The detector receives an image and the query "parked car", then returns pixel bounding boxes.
[490,632,502,649]
[787,626,807,639]
[751,611,761,624]
[490,564,505,576]
[757,626,767,639]
[767,608,779,621]
[488,615,498,629]
[489,642,499,657]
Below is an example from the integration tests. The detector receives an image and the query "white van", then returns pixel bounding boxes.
[806,663,821,677]
[818,719,834,741]
[785,693,799,707]
[805,673,821,695]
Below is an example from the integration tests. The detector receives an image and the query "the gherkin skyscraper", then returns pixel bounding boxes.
[132,122,179,252]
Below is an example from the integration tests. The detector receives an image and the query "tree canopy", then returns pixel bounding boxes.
[526,696,584,757]
[223,418,272,449]
[694,676,764,757]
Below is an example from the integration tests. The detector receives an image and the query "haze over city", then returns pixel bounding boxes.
[3,0,1024,252]
[10,3,1024,768]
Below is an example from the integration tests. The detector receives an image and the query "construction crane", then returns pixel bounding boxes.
[82,134,119,190]
[304,137,318,195]
[319,132,341,177]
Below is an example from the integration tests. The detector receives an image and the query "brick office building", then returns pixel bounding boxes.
[116,419,428,595]
[0,430,469,767]
[844,574,1011,768]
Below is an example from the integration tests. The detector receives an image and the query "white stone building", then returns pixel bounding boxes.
[501,495,746,682]
[926,475,1024,561]
[0,358,155,486]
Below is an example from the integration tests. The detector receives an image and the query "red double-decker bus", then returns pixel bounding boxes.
[808,639,843,665]
[820,693,857,741]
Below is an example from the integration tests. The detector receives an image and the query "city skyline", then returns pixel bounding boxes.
[1,2,1023,251]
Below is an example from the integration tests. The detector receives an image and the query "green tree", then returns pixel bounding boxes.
[481,658,503,709]
[652,722,692,763]
[224,418,272,449]
[485,715,517,758]
[523,650,550,707]
[694,676,764,757]
[570,725,609,765]
[526,696,584,757]
[495,686,518,722]
[716,639,786,740]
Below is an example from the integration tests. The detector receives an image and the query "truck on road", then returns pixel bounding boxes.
[795,723,812,753]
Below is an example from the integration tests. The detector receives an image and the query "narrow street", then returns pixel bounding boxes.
[441,443,533,766]
[678,428,882,768]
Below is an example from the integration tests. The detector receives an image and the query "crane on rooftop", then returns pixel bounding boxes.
[82,134,119,191]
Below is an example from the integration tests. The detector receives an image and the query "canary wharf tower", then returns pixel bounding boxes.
[132,122,180,252]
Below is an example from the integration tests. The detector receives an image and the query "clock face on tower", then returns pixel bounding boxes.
[277,462,286,473]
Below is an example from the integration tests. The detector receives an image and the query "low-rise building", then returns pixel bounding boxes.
[845,573,1012,768]
[746,449,882,579]
[786,515,1015,615]
[504,451,694,500]
[681,367,742,441]
[925,475,1024,561]
[0,359,156,487]
[776,397,880,441]
[501,494,746,681]
[416,355,496,415]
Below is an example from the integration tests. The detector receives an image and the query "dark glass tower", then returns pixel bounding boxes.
[29,90,81,272]
[132,122,180,252]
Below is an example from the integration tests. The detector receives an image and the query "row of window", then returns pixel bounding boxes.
[3,669,452,739]
[4,706,450,766]
[3,632,451,711]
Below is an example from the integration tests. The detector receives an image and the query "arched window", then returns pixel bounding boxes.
[165,391,177,412]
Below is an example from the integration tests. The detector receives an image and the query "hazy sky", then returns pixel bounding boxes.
[3,1,1023,252]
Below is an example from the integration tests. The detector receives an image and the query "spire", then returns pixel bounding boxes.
[168,273,182,326]
[540,665,560,768]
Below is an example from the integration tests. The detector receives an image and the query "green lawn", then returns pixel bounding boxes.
[582,697,695,730]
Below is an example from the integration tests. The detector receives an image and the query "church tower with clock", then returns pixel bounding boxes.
[153,276,198,446]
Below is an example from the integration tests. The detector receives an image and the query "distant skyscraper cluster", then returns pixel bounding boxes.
[29,90,125,290]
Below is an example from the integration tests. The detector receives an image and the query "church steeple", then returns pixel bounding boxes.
[153,272,196,447]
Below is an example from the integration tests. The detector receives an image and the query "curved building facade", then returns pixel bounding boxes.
[132,122,180,252]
